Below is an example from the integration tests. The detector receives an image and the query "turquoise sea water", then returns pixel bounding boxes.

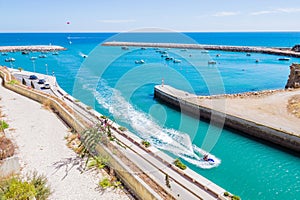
[1,32,300,200]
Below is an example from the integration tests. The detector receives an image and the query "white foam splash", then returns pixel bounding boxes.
[85,80,221,169]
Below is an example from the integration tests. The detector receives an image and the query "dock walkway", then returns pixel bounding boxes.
[103,41,300,58]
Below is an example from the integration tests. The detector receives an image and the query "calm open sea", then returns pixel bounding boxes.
[1,32,300,200]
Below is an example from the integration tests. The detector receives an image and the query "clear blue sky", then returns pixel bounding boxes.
[1,0,300,32]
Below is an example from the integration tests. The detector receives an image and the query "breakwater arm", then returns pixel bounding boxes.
[0,45,66,52]
[154,85,300,153]
[102,41,300,58]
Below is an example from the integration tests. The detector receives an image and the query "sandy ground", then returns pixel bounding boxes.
[0,79,131,200]
[197,89,300,136]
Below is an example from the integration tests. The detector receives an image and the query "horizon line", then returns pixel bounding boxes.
[1,30,300,34]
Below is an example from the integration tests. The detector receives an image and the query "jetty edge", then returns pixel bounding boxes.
[0,45,66,52]
[102,41,300,58]
[0,67,233,200]
[154,84,300,153]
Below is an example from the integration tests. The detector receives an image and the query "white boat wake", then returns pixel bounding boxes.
[82,79,221,169]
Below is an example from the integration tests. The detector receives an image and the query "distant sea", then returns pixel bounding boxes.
[1,32,300,200]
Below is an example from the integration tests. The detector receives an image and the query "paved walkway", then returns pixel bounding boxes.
[0,78,131,200]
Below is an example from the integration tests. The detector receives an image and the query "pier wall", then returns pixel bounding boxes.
[154,85,300,153]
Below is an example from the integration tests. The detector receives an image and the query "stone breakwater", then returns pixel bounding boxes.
[0,45,66,52]
[102,41,300,58]
[286,63,300,88]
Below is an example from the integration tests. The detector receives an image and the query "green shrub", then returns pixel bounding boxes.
[1,177,37,200]
[232,195,241,200]
[29,171,51,200]
[0,120,9,131]
[86,106,92,110]
[112,181,123,189]
[174,158,187,170]
[74,99,80,102]
[7,80,19,85]
[0,172,51,200]
[99,177,111,189]
[118,126,127,132]
[87,156,108,170]
[224,191,230,196]
[141,140,151,148]
[18,67,23,72]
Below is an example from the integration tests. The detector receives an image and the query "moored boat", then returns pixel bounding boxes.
[5,57,15,62]
[135,59,145,64]
[278,57,290,61]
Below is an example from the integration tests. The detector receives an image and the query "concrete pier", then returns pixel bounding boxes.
[154,85,300,153]
[0,45,66,52]
[103,41,300,58]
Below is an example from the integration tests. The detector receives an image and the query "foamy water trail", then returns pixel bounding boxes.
[83,80,221,169]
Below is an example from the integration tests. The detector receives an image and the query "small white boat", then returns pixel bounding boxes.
[21,51,29,55]
[135,59,145,64]
[246,53,251,56]
[278,57,290,61]
[52,52,59,55]
[208,61,217,65]
[141,47,146,50]
[39,54,47,58]
[180,49,188,51]
[161,54,168,57]
[216,54,221,57]
[5,57,15,62]
[1,52,8,56]
[255,59,259,63]
[201,50,209,53]
[173,59,182,63]
[30,57,37,60]
[121,46,129,50]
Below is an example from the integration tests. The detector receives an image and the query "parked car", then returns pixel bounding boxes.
[37,79,46,84]
[43,82,50,89]
[29,75,38,80]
